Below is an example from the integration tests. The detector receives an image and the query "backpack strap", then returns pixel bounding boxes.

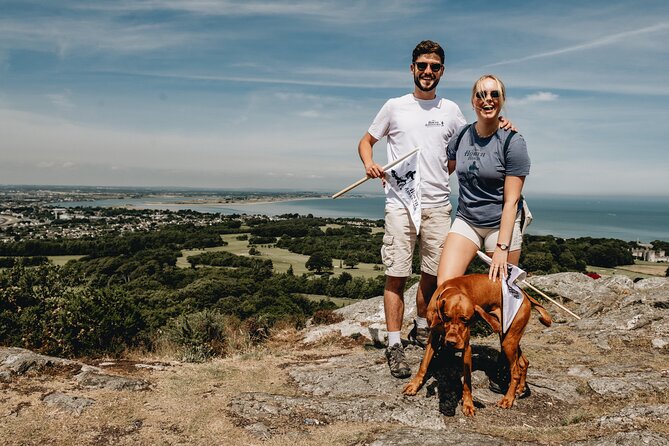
[503,130,517,157]
[454,124,472,151]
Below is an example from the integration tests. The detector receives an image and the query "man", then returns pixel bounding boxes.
[358,40,511,378]
[358,40,464,378]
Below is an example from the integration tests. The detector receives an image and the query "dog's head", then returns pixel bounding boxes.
[427,283,502,350]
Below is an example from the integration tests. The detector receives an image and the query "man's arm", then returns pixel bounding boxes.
[358,132,384,178]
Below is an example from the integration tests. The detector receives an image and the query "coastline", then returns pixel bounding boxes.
[164,195,331,207]
[52,193,669,243]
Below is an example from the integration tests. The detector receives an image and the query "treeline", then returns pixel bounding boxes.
[519,235,634,273]
[0,256,49,268]
[0,222,240,257]
[276,227,383,264]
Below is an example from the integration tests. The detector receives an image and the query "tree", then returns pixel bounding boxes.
[305,253,333,274]
[343,254,359,269]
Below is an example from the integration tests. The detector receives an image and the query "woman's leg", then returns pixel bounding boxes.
[507,249,521,266]
[437,233,479,286]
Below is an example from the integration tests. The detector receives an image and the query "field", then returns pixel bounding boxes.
[587,260,667,279]
[177,232,386,280]
[47,255,86,266]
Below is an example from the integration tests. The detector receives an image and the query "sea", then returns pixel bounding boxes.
[56,194,669,243]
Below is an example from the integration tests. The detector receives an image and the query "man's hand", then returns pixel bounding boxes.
[498,116,517,132]
[365,163,385,179]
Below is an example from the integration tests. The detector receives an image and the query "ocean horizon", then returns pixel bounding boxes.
[56,193,669,243]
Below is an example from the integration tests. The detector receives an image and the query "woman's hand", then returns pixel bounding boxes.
[489,248,509,282]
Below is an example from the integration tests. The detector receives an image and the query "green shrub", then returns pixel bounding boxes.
[159,310,230,362]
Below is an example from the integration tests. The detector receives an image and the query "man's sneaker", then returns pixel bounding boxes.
[408,320,429,348]
[385,344,411,378]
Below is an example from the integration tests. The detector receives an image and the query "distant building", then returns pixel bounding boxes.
[631,243,668,262]
[52,208,72,220]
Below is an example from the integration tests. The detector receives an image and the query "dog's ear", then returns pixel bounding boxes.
[427,291,445,328]
[474,305,501,333]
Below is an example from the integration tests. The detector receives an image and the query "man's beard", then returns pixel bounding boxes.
[414,73,440,92]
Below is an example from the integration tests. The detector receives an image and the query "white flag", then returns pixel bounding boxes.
[476,251,527,333]
[384,150,421,233]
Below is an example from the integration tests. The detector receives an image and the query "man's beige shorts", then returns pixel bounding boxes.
[381,203,452,277]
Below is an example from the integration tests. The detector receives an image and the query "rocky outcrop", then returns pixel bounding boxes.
[231,274,669,444]
[0,347,153,416]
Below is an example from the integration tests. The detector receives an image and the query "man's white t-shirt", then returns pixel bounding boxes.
[368,93,466,209]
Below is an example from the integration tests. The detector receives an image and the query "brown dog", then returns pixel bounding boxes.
[402,274,552,416]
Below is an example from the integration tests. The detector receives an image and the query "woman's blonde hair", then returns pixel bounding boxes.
[471,74,506,110]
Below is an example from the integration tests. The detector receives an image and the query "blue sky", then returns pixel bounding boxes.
[1,0,668,196]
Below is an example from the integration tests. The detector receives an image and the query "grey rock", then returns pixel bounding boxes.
[634,277,669,291]
[76,370,150,391]
[567,431,669,445]
[303,283,419,344]
[244,422,272,439]
[568,365,594,379]
[598,404,669,429]
[0,370,11,382]
[42,392,95,415]
[135,363,169,371]
[652,338,668,349]
[368,427,537,446]
[588,372,668,398]
[0,347,80,375]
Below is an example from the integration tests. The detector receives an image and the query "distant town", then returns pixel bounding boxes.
[0,185,324,243]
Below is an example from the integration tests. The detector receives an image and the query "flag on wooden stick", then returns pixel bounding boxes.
[476,251,526,333]
[384,150,421,233]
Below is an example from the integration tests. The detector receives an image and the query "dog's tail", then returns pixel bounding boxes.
[523,290,552,327]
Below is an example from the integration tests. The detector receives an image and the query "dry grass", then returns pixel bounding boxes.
[0,328,377,446]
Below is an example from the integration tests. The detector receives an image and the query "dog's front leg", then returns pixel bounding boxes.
[402,337,435,396]
[461,342,475,416]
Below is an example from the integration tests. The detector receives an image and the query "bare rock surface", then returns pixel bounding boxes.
[41,392,95,415]
[230,274,669,444]
[0,346,154,416]
[303,283,419,345]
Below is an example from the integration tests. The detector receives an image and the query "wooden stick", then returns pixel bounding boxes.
[332,148,420,199]
[521,280,582,320]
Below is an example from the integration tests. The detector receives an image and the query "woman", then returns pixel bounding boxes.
[437,74,530,285]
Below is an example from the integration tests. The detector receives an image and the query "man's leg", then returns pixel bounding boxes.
[384,275,411,378]
[411,204,451,347]
[415,272,437,319]
[384,275,408,333]
[381,206,414,378]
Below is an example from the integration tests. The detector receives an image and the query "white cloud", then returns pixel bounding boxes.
[507,91,559,106]
[47,91,75,111]
[297,110,321,118]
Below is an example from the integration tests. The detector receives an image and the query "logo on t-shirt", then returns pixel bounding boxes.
[425,120,444,127]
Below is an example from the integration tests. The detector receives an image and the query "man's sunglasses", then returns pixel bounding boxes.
[414,62,442,72]
[475,90,501,99]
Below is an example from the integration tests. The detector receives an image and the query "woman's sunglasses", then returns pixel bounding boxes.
[475,90,501,99]
[414,62,443,72]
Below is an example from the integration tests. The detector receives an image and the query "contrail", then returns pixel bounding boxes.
[484,22,669,68]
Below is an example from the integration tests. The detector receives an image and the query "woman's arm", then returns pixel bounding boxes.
[490,175,525,281]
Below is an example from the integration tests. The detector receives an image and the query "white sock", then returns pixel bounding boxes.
[387,331,401,347]
[415,317,428,329]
